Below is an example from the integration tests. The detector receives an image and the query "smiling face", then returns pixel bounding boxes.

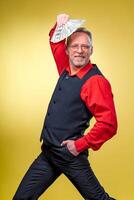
[66,32,93,69]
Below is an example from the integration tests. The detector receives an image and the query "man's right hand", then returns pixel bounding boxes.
[56,13,70,27]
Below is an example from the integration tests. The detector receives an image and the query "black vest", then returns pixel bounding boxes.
[40,64,103,148]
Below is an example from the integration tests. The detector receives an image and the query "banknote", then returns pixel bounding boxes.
[51,19,85,43]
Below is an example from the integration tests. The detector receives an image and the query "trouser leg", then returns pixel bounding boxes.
[57,150,115,200]
[13,152,61,200]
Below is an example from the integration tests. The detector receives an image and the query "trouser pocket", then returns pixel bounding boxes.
[64,146,76,158]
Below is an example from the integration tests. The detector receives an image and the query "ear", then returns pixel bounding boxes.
[90,46,93,55]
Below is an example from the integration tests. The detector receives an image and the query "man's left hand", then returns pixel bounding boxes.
[61,140,79,156]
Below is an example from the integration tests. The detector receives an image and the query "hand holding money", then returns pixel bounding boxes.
[56,13,70,27]
[51,13,85,43]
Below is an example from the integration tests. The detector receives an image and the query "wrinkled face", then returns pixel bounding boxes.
[66,32,93,68]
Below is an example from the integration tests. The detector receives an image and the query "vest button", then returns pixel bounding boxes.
[53,100,56,104]
[59,87,62,91]
[48,112,50,116]
[65,76,69,79]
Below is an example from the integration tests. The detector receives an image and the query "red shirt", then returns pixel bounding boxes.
[49,25,118,152]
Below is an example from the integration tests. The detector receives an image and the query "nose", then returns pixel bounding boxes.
[76,46,83,53]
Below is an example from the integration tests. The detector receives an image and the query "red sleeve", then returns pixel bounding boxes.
[49,24,69,75]
[74,75,118,152]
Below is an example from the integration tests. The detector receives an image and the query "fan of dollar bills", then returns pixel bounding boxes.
[51,19,85,43]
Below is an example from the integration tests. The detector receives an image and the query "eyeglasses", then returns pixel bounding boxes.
[69,44,91,51]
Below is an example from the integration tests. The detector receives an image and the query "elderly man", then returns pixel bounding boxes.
[13,14,117,200]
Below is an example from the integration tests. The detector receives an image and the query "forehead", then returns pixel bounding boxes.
[69,32,90,44]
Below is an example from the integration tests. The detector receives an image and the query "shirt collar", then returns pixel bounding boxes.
[66,62,93,79]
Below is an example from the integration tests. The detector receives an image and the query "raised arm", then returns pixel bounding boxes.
[49,14,70,75]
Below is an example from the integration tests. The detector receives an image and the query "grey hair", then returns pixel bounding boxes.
[66,27,93,47]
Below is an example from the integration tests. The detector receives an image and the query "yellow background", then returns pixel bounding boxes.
[0,0,134,199]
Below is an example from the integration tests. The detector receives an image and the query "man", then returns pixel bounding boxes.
[13,14,117,200]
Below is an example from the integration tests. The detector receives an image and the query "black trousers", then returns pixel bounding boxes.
[13,144,115,200]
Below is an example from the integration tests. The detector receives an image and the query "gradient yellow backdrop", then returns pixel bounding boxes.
[0,0,134,200]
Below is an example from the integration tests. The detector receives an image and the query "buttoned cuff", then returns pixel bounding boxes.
[74,137,89,153]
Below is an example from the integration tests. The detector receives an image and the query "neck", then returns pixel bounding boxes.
[70,65,84,75]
